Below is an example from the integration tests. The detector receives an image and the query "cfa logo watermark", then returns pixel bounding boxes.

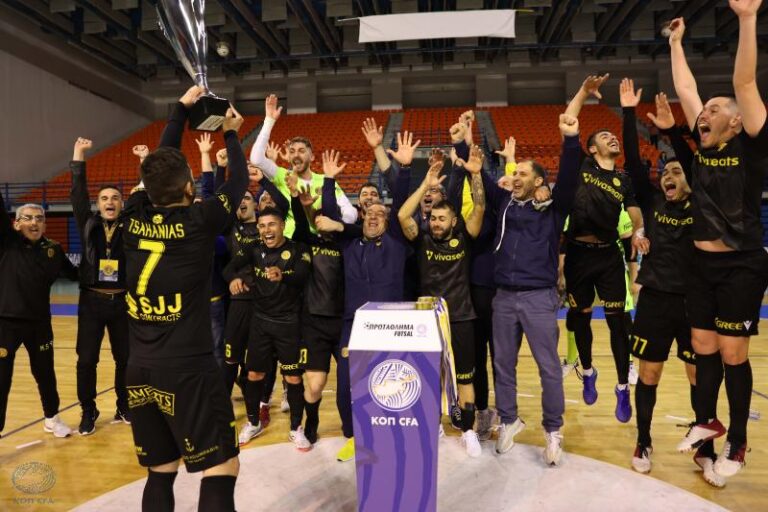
[369,359,422,428]
[11,461,56,505]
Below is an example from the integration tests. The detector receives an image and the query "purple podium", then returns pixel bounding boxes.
[349,302,444,512]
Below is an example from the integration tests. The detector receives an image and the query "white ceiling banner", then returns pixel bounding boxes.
[358,9,516,43]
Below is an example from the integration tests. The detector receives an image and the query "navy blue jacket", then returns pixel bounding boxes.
[491,135,580,289]
[324,165,412,320]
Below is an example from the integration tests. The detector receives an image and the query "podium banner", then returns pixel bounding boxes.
[349,302,443,512]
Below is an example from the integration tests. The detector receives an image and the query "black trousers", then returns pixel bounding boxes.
[0,319,59,432]
[76,290,129,412]
[471,285,496,411]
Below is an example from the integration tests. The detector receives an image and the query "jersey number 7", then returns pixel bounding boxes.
[137,239,166,295]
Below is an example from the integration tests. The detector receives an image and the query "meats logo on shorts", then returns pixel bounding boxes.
[368,359,422,412]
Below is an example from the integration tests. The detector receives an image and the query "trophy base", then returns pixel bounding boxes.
[189,96,229,131]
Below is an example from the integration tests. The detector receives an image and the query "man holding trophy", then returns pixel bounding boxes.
[124,2,244,511]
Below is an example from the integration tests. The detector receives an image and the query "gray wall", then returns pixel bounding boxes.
[0,49,150,183]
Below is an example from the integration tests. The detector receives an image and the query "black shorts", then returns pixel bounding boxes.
[126,360,239,473]
[450,320,475,384]
[300,313,342,373]
[631,288,694,364]
[246,316,302,376]
[222,300,251,365]
[564,241,627,312]
[686,249,768,337]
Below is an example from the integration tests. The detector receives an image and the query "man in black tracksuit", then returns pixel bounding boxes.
[70,137,130,435]
[0,197,78,438]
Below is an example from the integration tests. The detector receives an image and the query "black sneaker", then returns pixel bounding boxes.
[450,404,462,431]
[114,408,131,425]
[79,409,100,435]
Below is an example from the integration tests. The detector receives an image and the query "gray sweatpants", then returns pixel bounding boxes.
[492,287,565,432]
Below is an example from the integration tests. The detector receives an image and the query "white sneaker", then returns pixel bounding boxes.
[694,451,726,488]
[544,430,564,466]
[475,408,497,441]
[628,361,639,386]
[43,415,72,438]
[561,359,579,379]
[238,421,263,446]
[714,441,746,477]
[631,445,652,474]
[289,426,312,452]
[461,430,482,458]
[281,388,290,413]
[495,418,525,454]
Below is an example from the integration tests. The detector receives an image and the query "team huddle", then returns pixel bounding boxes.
[1,3,767,511]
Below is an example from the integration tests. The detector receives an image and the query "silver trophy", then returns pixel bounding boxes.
[157,0,229,131]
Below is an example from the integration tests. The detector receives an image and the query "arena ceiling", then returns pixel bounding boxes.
[2,0,767,84]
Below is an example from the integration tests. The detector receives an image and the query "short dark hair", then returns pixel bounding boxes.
[430,200,457,217]
[97,184,122,197]
[140,147,192,206]
[528,160,548,181]
[258,206,286,222]
[289,137,313,152]
[661,157,681,174]
[586,128,613,150]
[358,181,381,196]
[707,91,737,103]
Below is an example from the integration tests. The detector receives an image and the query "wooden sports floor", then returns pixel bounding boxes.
[1,297,766,511]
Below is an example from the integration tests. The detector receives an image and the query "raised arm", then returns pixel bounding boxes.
[206,106,249,229]
[196,133,215,200]
[495,136,517,176]
[385,131,420,240]
[159,85,203,149]
[254,167,290,215]
[647,91,695,182]
[619,79,654,210]
[552,114,582,216]
[362,117,393,174]
[399,161,445,241]
[290,195,311,244]
[69,137,94,234]
[565,74,610,119]
[463,146,486,239]
[248,94,281,178]
[668,19,704,131]
[731,0,767,136]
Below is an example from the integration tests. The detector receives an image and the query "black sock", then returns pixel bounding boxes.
[198,475,236,512]
[461,403,476,433]
[304,398,321,443]
[635,379,657,447]
[142,471,176,512]
[223,363,239,397]
[286,381,305,431]
[244,379,265,425]
[606,314,630,384]
[724,360,752,447]
[567,309,593,369]
[689,384,696,415]
[695,352,723,423]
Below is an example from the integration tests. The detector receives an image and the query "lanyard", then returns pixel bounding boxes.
[103,221,117,259]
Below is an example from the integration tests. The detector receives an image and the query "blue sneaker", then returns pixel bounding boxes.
[615,385,632,423]
[582,368,598,405]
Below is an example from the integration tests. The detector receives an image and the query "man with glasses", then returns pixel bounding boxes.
[0,200,78,438]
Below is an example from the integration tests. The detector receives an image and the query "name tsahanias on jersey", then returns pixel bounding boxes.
[128,218,186,239]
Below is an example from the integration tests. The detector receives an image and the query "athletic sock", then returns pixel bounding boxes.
[566,330,578,364]
[244,378,265,426]
[635,379,657,447]
[143,470,177,512]
[305,398,321,441]
[605,313,630,385]
[460,403,476,433]
[695,352,724,423]
[223,363,239,397]
[724,360,752,447]
[286,382,305,431]
[198,475,236,512]
[582,367,594,377]
[567,309,593,369]
[689,384,696,415]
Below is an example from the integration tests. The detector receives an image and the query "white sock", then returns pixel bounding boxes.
[617,383,628,391]
[582,367,594,377]
[260,401,269,407]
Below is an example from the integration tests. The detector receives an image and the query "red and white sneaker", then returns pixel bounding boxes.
[259,403,271,429]
[676,419,726,452]
[631,444,652,474]
[693,448,726,488]
[289,426,312,452]
[714,441,747,477]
